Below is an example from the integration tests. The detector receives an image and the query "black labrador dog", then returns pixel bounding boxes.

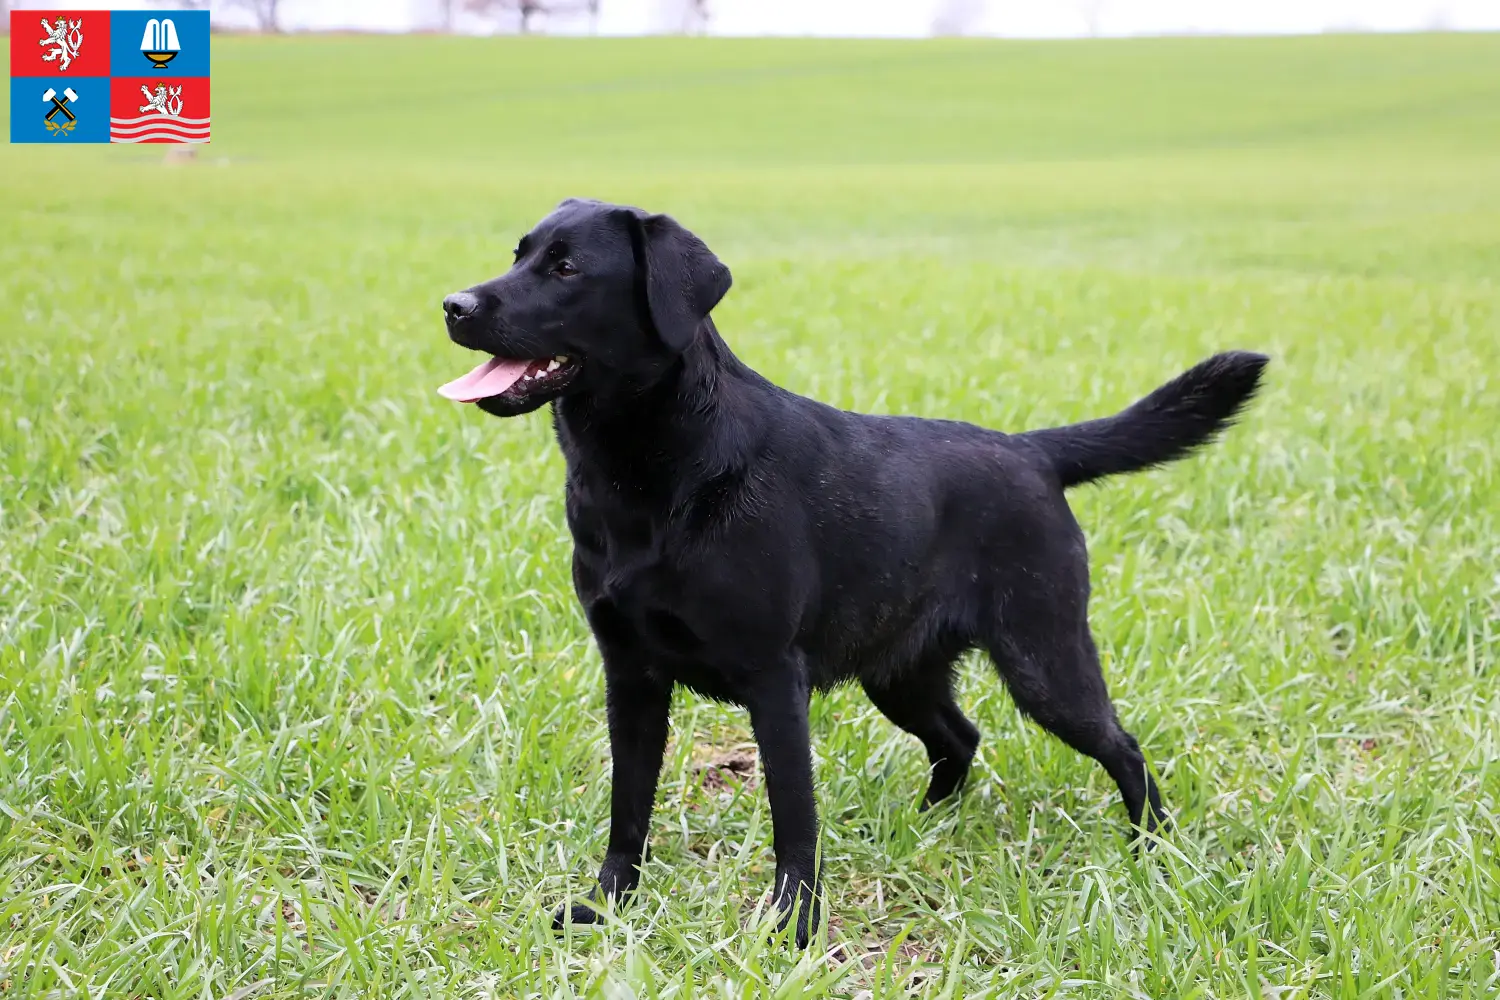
[439,198,1266,947]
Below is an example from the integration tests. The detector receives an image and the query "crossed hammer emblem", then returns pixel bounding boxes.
[43,87,79,122]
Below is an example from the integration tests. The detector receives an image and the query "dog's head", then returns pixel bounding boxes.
[439,198,732,416]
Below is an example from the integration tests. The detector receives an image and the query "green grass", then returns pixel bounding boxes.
[2,31,1498,998]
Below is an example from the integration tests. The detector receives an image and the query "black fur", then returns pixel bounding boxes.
[1021,351,1267,488]
[441,199,1268,947]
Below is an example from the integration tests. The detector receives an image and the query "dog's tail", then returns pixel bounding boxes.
[1019,351,1269,489]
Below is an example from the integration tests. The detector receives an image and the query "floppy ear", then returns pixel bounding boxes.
[629,213,732,352]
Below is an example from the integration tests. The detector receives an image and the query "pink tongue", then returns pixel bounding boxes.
[438,357,531,403]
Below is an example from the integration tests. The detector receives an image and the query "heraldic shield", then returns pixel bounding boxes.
[9,9,209,144]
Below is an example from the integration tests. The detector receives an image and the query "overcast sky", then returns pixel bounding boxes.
[11,0,1500,36]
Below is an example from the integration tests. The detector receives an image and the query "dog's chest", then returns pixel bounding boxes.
[570,501,704,649]
[567,504,786,701]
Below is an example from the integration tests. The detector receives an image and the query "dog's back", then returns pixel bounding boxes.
[722,351,1267,696]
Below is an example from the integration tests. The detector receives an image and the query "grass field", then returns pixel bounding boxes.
[2,30,1499,999]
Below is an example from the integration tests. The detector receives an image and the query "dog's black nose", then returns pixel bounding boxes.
[443,292,478,323]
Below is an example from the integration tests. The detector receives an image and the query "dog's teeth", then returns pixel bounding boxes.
[524,372,534,380]
[556,355,569,363]
[546,359,560,372]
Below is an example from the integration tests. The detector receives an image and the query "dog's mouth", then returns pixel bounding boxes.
[437,354,582,405]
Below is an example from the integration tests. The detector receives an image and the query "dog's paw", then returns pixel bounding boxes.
[771,879,821,949]
[552,899,605,931]
[1132,817,1172,853]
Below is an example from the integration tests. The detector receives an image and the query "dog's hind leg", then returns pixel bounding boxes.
[986,620,1168,839]
[862,654,980,809]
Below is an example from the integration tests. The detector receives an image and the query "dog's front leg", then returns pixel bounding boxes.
[747,654,821,948]
[553,661,671,929]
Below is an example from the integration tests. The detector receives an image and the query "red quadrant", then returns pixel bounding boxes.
[110,75,210,143]
[10,10,111,77]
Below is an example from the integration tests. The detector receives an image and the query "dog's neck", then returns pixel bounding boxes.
[553,319,756,500]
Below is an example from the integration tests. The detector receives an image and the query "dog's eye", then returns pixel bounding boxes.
[554,260,579,277]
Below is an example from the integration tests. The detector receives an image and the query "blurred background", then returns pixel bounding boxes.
[6,0,1500,37]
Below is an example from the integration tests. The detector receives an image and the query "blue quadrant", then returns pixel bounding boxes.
[11,77,111,144]
[110,10,210,77]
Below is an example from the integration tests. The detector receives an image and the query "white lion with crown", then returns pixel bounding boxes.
[40,17,84,72]
[139,84,185,118]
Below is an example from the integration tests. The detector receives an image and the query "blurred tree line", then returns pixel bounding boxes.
[75,0,714,35]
